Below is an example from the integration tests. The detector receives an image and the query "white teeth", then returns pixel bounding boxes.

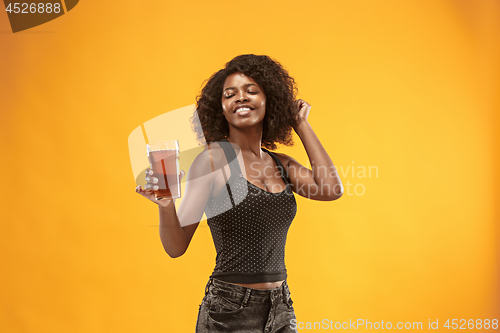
[236,107,251,113]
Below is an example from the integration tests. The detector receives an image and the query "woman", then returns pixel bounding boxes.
[135,54,343,332]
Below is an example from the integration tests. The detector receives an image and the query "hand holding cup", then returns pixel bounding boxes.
[135,169,185,207]
[135,140,183,206]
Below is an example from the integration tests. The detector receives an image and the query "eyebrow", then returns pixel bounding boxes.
[224,83,258,91]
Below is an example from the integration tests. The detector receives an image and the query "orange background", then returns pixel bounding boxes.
[1,1,499,332]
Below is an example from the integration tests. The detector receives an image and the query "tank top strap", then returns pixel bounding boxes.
[218,138,242,180]
[261,148,291,185]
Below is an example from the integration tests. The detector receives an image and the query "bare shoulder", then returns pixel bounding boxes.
[270,151,292,168]
[188,145,215,179]
[189,142,228,178]
[205,141,238,170]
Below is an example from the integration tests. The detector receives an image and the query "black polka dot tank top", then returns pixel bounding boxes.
[205,139,297,284]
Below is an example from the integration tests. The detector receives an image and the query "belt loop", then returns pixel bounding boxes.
[242,288,251,307]
[205,276,213,296]
[282,280,292,308]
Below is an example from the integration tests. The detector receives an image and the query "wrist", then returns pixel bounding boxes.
[294,121,312,136]
[157,199,175,209]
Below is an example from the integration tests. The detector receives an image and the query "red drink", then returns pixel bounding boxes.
[148,149,180,200]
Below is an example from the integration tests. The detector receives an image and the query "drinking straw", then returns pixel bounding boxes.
[141,123,149,145]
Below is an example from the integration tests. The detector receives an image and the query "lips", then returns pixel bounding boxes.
[234,105,254,113]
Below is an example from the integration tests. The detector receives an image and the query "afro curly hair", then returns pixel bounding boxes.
[193,54,297,151]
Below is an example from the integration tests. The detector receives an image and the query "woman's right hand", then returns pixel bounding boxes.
[135,168,185,207]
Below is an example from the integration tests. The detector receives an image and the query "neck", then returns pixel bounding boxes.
[226,126,263,157]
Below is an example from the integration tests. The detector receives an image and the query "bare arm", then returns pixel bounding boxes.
[157,201,193,258]
[278,99,343,201]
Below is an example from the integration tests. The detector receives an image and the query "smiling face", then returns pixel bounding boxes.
[221,72,266,131]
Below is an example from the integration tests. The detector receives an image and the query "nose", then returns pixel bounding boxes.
[235,91,249,103]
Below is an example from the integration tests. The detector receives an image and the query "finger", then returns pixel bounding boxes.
[136,185,152,194]
[144,183,159,191]
[145,176,159,184]
[180,170,186,180]
[145,169,153,176]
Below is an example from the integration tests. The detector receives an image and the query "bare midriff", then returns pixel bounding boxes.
[230,280,284,290]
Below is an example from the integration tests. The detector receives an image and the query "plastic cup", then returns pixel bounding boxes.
[146,140,181,200]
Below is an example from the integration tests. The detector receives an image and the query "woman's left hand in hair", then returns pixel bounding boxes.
[292,99,311,131]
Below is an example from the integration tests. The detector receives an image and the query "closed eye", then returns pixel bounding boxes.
[224,91,258,99]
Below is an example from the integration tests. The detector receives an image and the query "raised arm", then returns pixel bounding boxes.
[278,99,343,201]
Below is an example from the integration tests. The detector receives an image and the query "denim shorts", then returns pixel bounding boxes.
[195,277,298,333]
